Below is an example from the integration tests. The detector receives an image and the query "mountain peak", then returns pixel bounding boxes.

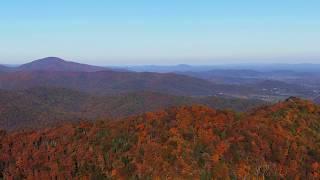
[22,57,69,67]
[17,57,108,72]
[37,57,66,63]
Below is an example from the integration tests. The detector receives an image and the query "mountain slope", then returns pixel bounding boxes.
[0,70,247,96]
[17,57,107,72]
[0,88,266,130]
[0,98,319,179]
[0,65,12,73]
[0,65,7,70]
[314,96,320,104]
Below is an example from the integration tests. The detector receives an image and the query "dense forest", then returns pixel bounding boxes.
[0,97,319,179]
[0,87,265,131]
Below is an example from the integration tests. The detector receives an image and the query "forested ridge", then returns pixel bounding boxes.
[0,97,319,179]
[0,87,265,131]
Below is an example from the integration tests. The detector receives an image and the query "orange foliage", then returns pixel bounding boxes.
[0,98,320,179]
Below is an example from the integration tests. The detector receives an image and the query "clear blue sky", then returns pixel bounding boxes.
[1,0,320,65]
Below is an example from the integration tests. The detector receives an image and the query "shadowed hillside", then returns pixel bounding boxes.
[0,98,319,179]
[0,87,265,130]
[0,65,12,73]
[0,70,250,96]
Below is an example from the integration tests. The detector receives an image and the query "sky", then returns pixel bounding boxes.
[0,0,320,65]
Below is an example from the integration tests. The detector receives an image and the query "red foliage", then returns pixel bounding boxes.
[0,98,319,179]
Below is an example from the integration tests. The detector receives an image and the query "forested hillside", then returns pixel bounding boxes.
[0,68,254,97]
[0,97,319,179]
[0,88,265,131]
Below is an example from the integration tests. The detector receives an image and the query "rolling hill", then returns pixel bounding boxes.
[17,57,108,72]
[1,58,315,101]
[0,65,11,73]
[0,70,249,96]
[0,57,242,96]
[0,97,319,179]
[179,69,318,99]
[0,87,266,130]
[0,65,7,70]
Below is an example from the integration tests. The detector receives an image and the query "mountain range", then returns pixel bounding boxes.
[0,57,317,100]
[0,57,253,97]
[0,70,236,96]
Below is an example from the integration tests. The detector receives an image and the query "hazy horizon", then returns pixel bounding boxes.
[2,56,320,67]
[1,1,320,65]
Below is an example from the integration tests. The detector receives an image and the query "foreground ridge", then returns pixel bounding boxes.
[0,98,320,179]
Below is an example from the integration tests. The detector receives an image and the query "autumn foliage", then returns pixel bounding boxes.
[0,97,320,179]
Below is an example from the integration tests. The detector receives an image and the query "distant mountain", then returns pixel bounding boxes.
[125,64,217,73]
[179,69,264,84]
[314,96,320,104]
[0,70,248,96]
[179,69,314,83]
[0,65,12,73]
[179,69,317,99]
[0,65,7,70]
[223,63,320,73]
[126,63,320,74]
[1,98,319,179]
[17,57,107,72]
[184,69,262,77]
[0,87,266,130]
[1,69,312,99]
